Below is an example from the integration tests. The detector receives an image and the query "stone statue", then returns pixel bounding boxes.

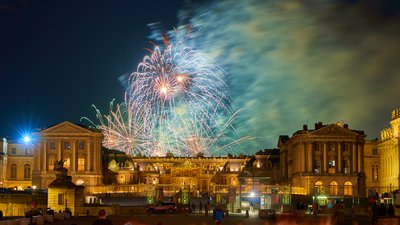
[54,159,66,170]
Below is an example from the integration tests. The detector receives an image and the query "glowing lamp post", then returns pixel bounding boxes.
[23,135,31,143]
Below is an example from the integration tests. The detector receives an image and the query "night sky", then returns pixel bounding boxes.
[1,0,400,154]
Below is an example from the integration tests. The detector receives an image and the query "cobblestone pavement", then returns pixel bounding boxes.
[43,213,362,225]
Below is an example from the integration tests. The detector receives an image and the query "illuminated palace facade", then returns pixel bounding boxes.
[1,108,400,208]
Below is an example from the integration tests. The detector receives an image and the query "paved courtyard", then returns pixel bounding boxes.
[44,213,359,225]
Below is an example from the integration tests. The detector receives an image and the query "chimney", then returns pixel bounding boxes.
[303,125,308,131]
[344,124,348,129]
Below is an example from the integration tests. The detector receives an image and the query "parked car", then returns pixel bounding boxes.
[146,202,177,213]
[258,209,276,219]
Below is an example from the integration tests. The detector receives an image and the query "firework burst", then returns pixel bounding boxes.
[84,29,250,156]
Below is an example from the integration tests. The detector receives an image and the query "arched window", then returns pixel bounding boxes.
[330,181,338,195]
[315,181,323,194]
[344,181,353,195]
[11,163,17,179]
[24,164,31,179]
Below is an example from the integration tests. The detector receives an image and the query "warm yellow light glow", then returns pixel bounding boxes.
[176,76,183,82]
[160,86,168,94]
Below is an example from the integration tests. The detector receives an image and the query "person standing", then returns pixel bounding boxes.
[92,209,113,225]
[199,201,203,213]
[213,205,224,225]
[387,203,395,216]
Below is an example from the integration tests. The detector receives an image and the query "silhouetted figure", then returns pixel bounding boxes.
[213,205,224,225]
[371,203,379,225]
[199,201,203,213]
[379,203,387,217]
[192,202,196,213]
[92,209,113,225]
[387,203,395,216]
[0,210,3,220]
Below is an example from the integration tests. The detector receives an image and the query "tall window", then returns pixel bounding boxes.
[65,157,71,169]
[372,148,378,155]
[78,158,85,171]
[328,160,336,173]
[12,147,16,154]
[78,141,85,150]
[50,142,56,150]
[24,164,31,179]
[49,157,55,170]
[344,159,350,174]
[372,165,379,180]
[344,181,353,195]
[58,193,64,205]
[330,181,338,195]
[11,163,17,179]
[314,159,321,173]
[64,142,70,150]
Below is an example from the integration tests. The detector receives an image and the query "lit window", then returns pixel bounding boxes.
[78,158,85,171]
[65,157,71,169]
[328,160,335,173]
[24,164,31,179]
[11,163,17,179]
[344,181,353,195]
[315,181,323,194]
[50,142,55,150]
[64,142,70,150]
[49,157,55,171]
[330,181,338,195]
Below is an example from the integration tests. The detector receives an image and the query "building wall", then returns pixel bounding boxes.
[5,141,33,189]
[364,139,380,195]
[0,138,7,187]
[279,122,367,204]
[379,108,400,193]
[32,121,103,190]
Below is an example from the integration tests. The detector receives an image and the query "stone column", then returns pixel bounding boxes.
[37,140,42,172]
[358,143,363,173]
[338,142,342,173]
[93,141,98,172]
[72,140,76,171]
[86,140,91,171]
[323,142,327,173]
[58,140,62,160]
[307,142,312,173]
[42,140,47,170]
[352,143,357,173]
[301,144,305,172]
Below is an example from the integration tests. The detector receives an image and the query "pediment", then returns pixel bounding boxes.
[310,124,359,137]
[42,121,93,135]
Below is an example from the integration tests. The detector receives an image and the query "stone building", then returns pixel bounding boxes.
[364,139,380,196]
[379,108,400,194]
[278,122,367,206]
[32,121,103,190]
[0,138,33,189]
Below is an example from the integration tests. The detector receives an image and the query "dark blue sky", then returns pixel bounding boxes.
[1,0,400,154]
[0,0,192,138]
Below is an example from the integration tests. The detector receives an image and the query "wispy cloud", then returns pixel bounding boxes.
[179,0,400,152]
